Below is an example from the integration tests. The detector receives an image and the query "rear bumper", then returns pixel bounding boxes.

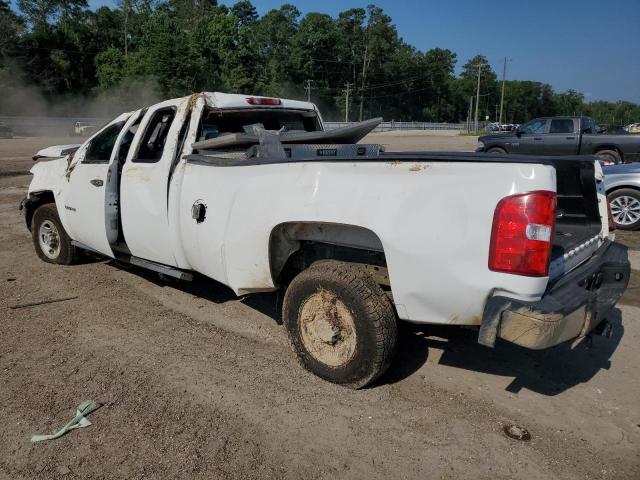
[478,241,629,349]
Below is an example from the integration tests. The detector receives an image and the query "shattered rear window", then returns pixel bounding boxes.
[197,109,321,142]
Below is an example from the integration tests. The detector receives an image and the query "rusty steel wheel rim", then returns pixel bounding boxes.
[298,289,357,367]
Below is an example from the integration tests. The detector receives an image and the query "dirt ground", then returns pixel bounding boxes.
[1,133,639,479]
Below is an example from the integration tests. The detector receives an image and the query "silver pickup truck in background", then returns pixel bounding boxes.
[477,116,640,165]
[20,93,631,388]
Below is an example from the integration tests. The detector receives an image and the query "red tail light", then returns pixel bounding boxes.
[246,97,282,106]
[489,191,556,277]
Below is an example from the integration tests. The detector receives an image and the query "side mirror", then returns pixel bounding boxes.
[515,127,522,137]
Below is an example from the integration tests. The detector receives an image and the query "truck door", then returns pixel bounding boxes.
[513,118,548,154]
[61,115,129,256]
[543,118,579,155]
[120,98,186,266]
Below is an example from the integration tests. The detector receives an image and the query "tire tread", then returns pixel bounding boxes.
[284,260,397,388]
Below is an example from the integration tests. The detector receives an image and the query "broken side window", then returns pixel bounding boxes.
[83,122,126,164]
[134,107,177,163]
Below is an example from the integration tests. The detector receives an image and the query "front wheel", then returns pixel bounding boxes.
[487,147,506,154]
[283,261,397,389]
[608,189,640,230]
[31,203,78,264]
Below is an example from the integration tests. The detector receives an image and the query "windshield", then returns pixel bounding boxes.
[197,109,321,142]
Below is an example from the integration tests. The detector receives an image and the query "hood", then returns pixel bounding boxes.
[32,144,81,161]
[603,162,640,175]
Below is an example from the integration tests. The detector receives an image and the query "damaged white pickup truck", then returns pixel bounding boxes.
[21,92,630,388]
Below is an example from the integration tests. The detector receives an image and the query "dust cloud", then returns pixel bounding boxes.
[0,66,163,136]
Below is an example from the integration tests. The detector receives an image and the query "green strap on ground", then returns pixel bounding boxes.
[31,400,98,443]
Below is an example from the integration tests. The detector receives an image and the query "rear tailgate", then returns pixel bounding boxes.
[479,157,629,349]
[549,158,609,280]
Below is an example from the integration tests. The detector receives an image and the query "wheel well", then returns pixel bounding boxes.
[23,191,55,231]
[486,145,506,153]
[595,145,623,160]
[606,185,640,196]
[269,222,389,287]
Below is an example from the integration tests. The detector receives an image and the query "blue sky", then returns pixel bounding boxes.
[16,0,640,102]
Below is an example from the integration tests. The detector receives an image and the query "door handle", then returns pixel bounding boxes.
[90,179,104,187]
[566,136,575,140]
[533,137,542,141]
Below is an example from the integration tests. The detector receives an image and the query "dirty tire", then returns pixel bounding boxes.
[283,261,397,389]
[31,203,78,265]
[596,149,621,165]
[487,147,506,154]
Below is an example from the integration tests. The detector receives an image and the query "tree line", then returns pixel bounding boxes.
[1,0,639,124]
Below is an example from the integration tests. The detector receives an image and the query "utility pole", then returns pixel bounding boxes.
[468,96,474,133]
[344,83,352,122]
[120,0,130,57]
[495,104,498,122]
[304,79,313,102]
[499,56,507,126]
[474,63,483,132]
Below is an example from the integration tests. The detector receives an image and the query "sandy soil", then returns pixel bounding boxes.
[364,131,478,152]
[0,136,79,176]
[0,135,639,479]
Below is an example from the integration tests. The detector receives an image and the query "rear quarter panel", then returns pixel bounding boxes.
[177,159,556,326]
[582,133,640,161]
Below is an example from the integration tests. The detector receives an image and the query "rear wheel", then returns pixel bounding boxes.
[596,149,622,165]
[283,261,397,389]
[609,189,640,230]
[31,204,79,264]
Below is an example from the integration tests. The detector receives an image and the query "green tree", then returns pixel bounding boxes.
[253,4,300,95]
[17,0,87,27]
[554,89,585,116]
[0,0,24,58]
[2,0,639,123]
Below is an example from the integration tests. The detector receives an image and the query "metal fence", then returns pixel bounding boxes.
[0,115,486,137]
[324,121,467,132]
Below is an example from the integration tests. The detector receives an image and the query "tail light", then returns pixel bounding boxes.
[246,97,282,106]
[489,191,557,277]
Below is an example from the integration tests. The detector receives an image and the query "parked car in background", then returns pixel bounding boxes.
[604,162,640,230]
[477,116,640,164]
[599,125,630,135]
[73,121,97,136]
[0,122,13,138]
[627,123,640,134]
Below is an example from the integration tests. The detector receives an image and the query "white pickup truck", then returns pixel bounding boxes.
[21,92,630,388]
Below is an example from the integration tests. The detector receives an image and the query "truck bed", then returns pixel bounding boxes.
[188,146,604,253]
